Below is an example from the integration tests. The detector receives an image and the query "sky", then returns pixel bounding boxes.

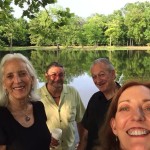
[12,0,150,18]
[55,0,149,18]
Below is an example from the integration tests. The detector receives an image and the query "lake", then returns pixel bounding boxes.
[0,49,150,107]
[38,73,98,107]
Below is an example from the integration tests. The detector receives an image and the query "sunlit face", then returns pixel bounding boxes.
[45,66,65,89]
[111,85,150,150]
[3,59,33,102]
[91,62,115,93]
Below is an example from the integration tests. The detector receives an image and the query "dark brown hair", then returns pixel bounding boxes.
[94,81,150,150]
[46,62,64,73]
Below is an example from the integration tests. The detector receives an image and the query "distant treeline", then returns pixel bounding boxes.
[0,1,150,47]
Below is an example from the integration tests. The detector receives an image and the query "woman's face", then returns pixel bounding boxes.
[3,58,33,102]
[111,85,150,150]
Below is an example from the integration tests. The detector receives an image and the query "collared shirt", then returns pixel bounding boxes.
[38,84,85,150]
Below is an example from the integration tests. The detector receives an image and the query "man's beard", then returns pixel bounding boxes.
[49,80,63,88]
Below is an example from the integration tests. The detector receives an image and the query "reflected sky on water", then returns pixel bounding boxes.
[69,73,98,107]
[1,50,150,108]
[38,73,98,108]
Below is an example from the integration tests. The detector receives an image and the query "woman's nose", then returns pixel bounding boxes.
[132,108,145,121]
[14,75,21,83]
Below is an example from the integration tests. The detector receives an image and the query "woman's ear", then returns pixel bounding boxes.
[31,76,34,84]
[110,118,118,136]
[3,84,6,90]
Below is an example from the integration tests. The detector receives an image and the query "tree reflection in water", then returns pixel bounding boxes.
[0,50,150,106]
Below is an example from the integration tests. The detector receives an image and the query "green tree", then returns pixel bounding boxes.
[13,18,30,46]
[0,17,29,47]
[29,6,74,46]
[29,10,55,46]
[58,16,86,46]
[123,2,150,45]
[83,14,106,46]
[0,6,14,46]
[105,10,126,46]
[0,0,57,18]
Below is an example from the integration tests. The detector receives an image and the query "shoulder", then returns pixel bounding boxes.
[90,91,103,100]
[63,84,78,93]
[87,91,104,106]
[31,101,44,109]
[0,107,7,114]
[63,84,75,90]
[37,85,50,98]
[31,101,47,120]
[0,107,9,120]
[31,101,45,114]
[38,84,47,93]
[116,82,121,88]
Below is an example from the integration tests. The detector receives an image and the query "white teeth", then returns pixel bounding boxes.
[13,86,24,89]
[127,129,150,136]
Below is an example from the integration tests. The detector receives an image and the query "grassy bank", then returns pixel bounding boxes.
[1,46,150,51]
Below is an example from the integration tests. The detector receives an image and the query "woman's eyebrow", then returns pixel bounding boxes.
[143,99,150,102]
[118,99,130,104]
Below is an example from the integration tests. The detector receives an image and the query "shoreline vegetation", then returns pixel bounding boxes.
[0,46,150,51]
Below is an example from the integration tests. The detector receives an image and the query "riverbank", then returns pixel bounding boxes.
[1,46,150,51]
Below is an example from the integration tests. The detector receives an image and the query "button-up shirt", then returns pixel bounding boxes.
[38,84,85,150]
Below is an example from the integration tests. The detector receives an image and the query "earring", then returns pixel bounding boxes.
[31,83,34,91]
[116,136,118,142]
[4,89,8,96]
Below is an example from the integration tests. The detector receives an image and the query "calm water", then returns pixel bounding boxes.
[0,49,150,107]
[1,49,150,143]
[38,73,98,107]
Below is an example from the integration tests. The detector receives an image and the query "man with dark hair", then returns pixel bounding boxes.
[38,62,85,150]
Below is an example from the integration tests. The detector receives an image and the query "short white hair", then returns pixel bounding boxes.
[91,58,115,71]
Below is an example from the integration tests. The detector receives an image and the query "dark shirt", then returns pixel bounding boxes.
[82,91,111,150]
[82,82,121,150]
[0,101,51,150]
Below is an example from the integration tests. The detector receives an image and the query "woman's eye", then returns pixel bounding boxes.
[6,74,13,79]
[119,107,129,111]
[19,72,27,77]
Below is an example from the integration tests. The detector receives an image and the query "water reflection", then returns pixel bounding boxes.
[0,50,150,106]
[29,50,150,82]
[32,49,150,106]
[38,73,98,107]
[69,73,98,107]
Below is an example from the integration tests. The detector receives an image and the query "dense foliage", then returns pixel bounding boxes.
[0,1,150,47]
[0,0,56,18]
[0,50,149,82]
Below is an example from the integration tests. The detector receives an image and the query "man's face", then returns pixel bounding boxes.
[45,66,65,89]
[91,62,115,93]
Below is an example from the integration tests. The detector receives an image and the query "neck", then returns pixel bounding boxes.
[46,83,62,98]
[52,95,60,98]
[7,99,29,112]
[7,99,31,123]
[104,82,119,100]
